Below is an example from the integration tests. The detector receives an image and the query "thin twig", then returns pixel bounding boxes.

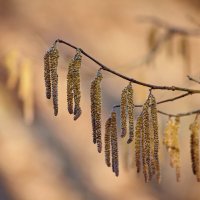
[113,92,197,117]
[157,109,200,117]
[187,75,200,84]
[113,92,191,108]
[114,102,200,118]
[55,39,200,94]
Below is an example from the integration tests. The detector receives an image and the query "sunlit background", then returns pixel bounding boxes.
[0,0,200,199]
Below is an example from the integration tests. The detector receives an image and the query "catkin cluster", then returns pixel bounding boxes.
[44,45,59,116]
[189,116,200,182]
[67,49,82,120]
[120,83,134,143]
[163,117,181,182]
[44,46,83,118]
[44,44,200,183]
[90,70,103,153]
[104,111,119,176]
[134,94,160,183]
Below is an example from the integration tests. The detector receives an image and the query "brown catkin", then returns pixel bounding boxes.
[73,49,82,120]
[135,114,143,173]
[44,50,51,99]
[120,87,127,138]
[67,60,74,114]
[111,111,119,176]
[190,116,200,182]
[142,99,151,182]
[67,49,82,119]
[105,117,112,167]
[150,94,160,183]
[49,45,59,116]
[90,80,97,144]
[90,70,103,153]
[127,83,134,144]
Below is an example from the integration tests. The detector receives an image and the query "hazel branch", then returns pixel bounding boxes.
[55,39,200,94]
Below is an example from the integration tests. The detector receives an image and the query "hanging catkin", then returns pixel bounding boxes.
[163,117,181,182]
[135,114,143,173]
[90,70,103,153]
[142,111,148,182]
[111,111,119,176]
[105,117,112,167]
[73,49,82,120]
[120,87,127,138]
[67,59,74,114]
[142,98,151,182]
[90,79,97,144]
[190,116,200,182]
[44,50,51,99]
[49,45,59,116]
[163,117,173,148]
[149,116,156,179]
[173,117,181,182]
[127,83,134,144]
[150,94,160,183]
[66,49,82,119]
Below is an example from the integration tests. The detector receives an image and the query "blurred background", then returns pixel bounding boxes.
[0,0,200,199]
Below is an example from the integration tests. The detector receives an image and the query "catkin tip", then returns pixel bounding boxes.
[127,138,133,144]
[74,107,82,120]
[121,129,126,138]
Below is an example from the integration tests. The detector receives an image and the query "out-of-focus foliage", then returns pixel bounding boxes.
[0,0,200,200]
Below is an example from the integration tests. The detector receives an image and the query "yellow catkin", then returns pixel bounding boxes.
[4,50,20,89]
[67,60,74,114]
[111,111,119,177]
[148,27,158,50]
[142,99,151,182]
[127,83,134,144]
[44,50,51,99]
[135,114,143,173]
[49,45,59,116]
[73,49,82,120]
[163,117,173,147]
[173,117,181,182]
[190,117,200,182]
[150,94,160,183]
[142,111,148,182]
[163,117,181,182]
[120,87,127,138]
[90,70,103,153]
[105,117,112,167]
[18,59,34,125]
